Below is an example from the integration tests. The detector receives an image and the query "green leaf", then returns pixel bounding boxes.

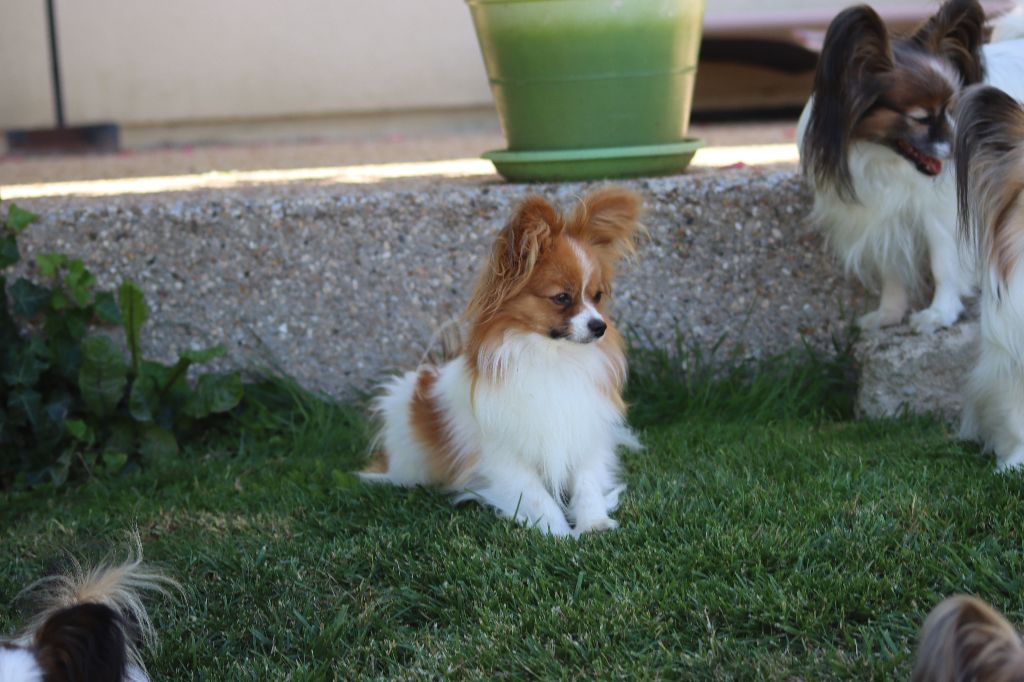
[159,345,226,400]
[78,335,128,417]
[7,389,42,429]
[9,278,51,317]
[188,372,244,418]
[118,282,148,376]
[101,451,128,473]
[36,253,66,278]
[66,419,94,443]
[139,360,174,388]
[48,452,72,487]
[64,260,96,307]
[105,419,136,454]
[0,277,17,348]
[50,290,68,310]
[0,236,18,269]
[6,204,39,233]
[37,396,70,450]
[64,309,89,340]
[138,425,178,460]
[47,333,82,381]
[2,339,50,386]
[128,373,160,422]
[94,291,121,324]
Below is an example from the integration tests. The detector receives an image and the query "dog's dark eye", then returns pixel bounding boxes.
[593,291,603,303]
[552,293,572,306]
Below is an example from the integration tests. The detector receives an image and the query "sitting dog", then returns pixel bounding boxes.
[362,188,644,537]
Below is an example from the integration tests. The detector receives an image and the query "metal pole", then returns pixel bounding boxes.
[46,0,65,128]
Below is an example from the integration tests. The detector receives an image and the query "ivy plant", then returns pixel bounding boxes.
[1,201,244,489]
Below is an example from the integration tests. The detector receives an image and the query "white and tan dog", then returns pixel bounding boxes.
[362,188,644,537]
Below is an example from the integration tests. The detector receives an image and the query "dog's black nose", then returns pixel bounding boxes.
[587,318,607,338]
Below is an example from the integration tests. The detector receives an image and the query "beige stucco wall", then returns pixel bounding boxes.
[0,0,492,130]
[1,2,54,129]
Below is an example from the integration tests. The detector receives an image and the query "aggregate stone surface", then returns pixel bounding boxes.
[856,318,978,423]
[13,169,866,398]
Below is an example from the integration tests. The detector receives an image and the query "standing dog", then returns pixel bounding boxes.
[798,0,1024,333]
[362,188,643,537]
[954,84,1024,471]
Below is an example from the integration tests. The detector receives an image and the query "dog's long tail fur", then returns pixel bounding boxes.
[912,595,1024,681]
[954,84,1024,285]
[16,531,180,677]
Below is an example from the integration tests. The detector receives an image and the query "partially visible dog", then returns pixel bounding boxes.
[798,0,1024,333]
[0,535,178,682]
[912,595,1024,681]
[362,188,644,537]
[954,84,1024,471]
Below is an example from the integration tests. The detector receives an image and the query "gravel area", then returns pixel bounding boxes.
[12,168,863,397]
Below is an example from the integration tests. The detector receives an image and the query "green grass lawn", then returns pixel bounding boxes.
[2,347,1023,680]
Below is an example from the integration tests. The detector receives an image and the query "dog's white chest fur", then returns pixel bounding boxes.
[467,333,628,486]
[370,331,636,536]
[820,141,954,290]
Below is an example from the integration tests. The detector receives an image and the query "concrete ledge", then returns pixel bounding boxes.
[13,169,862,397]
[855,319,977,423]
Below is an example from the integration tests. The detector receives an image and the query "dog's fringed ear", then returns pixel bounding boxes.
[912,0,985,86]
[803,5,894,202]
[954,84,1024,284]
[911,595,1024,682]
[466,196,560,324]
[498,196,559,277]
[568,188,644,277]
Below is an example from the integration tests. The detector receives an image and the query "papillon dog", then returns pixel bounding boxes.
[0,535,178,682]
[798,0,1024,333]
[361,188,643,537]
[912,594,1024,681]
[954,84,1024,471]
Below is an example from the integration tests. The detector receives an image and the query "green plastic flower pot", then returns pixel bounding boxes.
[466,0,706,181]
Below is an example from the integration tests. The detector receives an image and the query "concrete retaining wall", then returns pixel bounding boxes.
[12,169,863,397]
[856,320,977,423]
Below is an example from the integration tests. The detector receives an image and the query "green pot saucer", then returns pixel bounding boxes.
[483,139,705,182]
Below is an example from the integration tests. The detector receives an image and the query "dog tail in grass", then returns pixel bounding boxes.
[16,531,180,680]
[912,594,1024,682]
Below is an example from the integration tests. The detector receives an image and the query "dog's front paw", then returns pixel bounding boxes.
[573,516,619,537]
[532,515,574,537]
[857,308,904,330]
[909,305,959,334]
